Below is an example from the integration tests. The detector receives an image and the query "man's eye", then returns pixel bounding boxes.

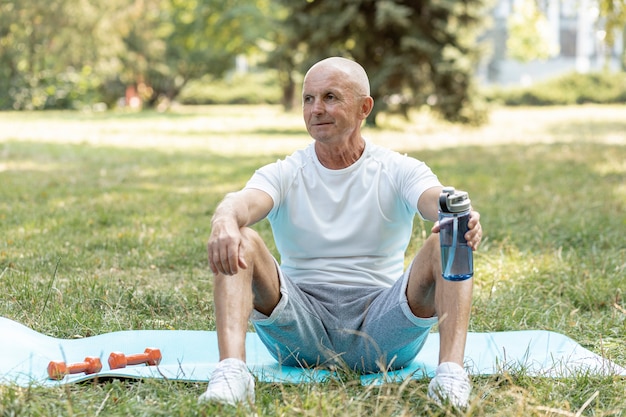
[304,96,313,104]
[325,94,336,101]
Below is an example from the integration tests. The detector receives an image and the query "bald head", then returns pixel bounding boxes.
[304,57,370,97]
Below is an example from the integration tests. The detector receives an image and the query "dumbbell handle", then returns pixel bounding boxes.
[108,348,161,369]
[47,356,102,380]
[126,352,156,365]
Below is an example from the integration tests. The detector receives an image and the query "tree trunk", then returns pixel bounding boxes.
[281,75,296,112]
[622,27,626,71]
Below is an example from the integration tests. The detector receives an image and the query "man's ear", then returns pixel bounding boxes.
[360,96,374,119]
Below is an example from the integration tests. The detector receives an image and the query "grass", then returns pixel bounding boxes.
[0,104,625,416]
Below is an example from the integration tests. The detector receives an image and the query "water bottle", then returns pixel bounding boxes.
[438,187,473,281]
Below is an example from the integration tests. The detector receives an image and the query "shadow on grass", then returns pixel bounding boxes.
[253,128,307,136]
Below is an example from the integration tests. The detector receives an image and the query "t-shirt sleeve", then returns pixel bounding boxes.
[243,162,281,212]
[397,155,441,220]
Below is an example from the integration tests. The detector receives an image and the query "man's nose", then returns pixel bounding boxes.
[311,99,324,114]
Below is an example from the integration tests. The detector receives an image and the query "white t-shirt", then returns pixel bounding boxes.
[245,140,441,287]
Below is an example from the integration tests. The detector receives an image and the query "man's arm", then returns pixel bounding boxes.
[417,186,443,223]
[208,188,274,276]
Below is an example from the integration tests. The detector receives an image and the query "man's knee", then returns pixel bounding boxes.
[239,227,265,253]
[425,233,441,258]
[414,234,441,279]
[239,227,276,274]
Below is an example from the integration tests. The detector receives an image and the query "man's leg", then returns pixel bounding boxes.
[214,226,281,360]
[200,227,280,405]
[406,234,473,407]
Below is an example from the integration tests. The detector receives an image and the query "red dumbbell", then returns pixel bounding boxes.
[108,348,162,370]
[47,356,103,380]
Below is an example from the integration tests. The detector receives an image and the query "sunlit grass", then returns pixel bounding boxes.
[0,105,624,416]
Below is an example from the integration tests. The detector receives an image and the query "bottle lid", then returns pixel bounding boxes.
[439,187,471,213]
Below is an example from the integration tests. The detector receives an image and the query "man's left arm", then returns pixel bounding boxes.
[417,186,443,222]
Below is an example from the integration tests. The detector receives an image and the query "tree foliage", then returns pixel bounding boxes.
[114,0,270,107]
[599,0,626,47]
[506,0,558,63]
[1,0,621,117]
[269,0,490,125]
[0,0,107,109]
[0,0,270,110]
[598,0,626,70]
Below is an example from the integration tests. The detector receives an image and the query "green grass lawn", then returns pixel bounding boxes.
[0,105,625,416]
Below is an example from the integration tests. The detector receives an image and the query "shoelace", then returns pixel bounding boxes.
[212,365,246,388]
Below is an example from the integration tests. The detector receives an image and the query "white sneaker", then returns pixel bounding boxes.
[428,362,471,408]
[198,358,255,406]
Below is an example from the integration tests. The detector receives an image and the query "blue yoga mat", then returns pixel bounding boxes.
[1,317,624,387]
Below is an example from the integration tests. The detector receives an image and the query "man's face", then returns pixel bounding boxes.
[302,67,365,144]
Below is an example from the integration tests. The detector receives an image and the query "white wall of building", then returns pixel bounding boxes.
[479,0,624,86]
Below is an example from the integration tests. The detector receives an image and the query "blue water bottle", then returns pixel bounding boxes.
[438,187,473,281]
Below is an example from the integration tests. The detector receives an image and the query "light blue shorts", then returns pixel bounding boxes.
[251,264,437,373]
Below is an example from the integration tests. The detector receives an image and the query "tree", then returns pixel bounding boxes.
[506,0,558,63]
[114,0,272,107]
[0,0,108,109]
[598,0,626,70]
[0,0,273,110]
[268,0,490,125]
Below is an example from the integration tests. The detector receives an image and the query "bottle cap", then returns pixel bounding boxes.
[439,187,471,213]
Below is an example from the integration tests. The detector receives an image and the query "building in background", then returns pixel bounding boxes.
[480,0,624,85]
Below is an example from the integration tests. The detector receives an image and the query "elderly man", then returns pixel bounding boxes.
[199,57,482,408]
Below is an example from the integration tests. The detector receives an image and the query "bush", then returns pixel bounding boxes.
[3,66,106,111]
[483,71,626,106]
[1,67,283,111]
[178,70,283,105]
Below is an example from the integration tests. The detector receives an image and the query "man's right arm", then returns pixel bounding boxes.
[208,188,273,276]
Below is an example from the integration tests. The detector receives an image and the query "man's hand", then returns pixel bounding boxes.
[207,189,273,276]
[465,210,482,251]
[431,210,483,251]
[207,219,248,276]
